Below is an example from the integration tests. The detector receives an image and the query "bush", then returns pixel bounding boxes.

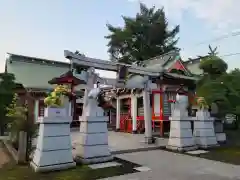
[6,94,38,160]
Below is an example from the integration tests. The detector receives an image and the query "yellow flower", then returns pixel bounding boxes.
[51,92,57,97]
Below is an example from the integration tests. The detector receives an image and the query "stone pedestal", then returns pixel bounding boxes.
[214,120,226,143]
[167,109,197,152]
[31,107,76,172]
[74,105,113,164]
[194,110,218,148]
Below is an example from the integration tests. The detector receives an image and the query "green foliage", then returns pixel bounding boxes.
[197,49,240,119]
[199,46,228,77]
[199,56,228,76]
[6,94,28,133]
[44,85,70,107]
[0,73,16,135]
[6,93,37,160]
[105,3,180,65]
[196,97,209,110]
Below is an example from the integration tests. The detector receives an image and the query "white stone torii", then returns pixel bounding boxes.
[64,50,164,143]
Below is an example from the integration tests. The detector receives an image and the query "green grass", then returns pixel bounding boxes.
[0,140,140,180]
[197,146,240,165]
[0,163,135,180]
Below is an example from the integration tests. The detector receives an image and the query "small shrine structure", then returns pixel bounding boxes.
[75,50,199,136]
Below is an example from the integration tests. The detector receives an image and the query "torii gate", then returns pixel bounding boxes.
[64,50,164,143]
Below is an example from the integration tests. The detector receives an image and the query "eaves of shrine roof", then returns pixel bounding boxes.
[6,52,70,68]
[183,55,209,65]
[165,72,198,81]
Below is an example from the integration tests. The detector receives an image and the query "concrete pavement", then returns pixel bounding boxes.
[101,150,240,180]
[72,131,167,154]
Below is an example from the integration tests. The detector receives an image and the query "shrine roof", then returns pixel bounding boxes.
[6,53,70,68]
[143,50,179,67]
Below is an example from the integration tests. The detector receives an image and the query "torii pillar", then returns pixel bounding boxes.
[143,76,153,143]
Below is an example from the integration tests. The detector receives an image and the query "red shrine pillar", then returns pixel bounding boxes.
[159,86,164,137]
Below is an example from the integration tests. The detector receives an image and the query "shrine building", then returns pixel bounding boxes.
[70,50,202,136]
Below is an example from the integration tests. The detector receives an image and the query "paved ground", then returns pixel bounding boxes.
[100,150,240,180]
[72,130,167,154]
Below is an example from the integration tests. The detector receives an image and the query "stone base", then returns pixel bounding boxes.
[144,137,155,144]
[30,161,76,172]
[76,115,112,164]
[194,120,218,148]
[168,120,196,152]
[194,137,218,148]
[132,130,137,134]
[167,137,197,152]
[31,116,76,172]
[75,155,113,164]
[115,128,120,132]
[216,133,226,143]
[166,145,197,152]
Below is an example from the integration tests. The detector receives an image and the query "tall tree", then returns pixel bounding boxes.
[105,3,180,65]
[0,73,16,135]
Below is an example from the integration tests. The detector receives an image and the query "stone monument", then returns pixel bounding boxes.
[193,97,218,148]
[31,85,76,172]
[74,69,113,164]
[31,108,76,172]
[167,93,197,151]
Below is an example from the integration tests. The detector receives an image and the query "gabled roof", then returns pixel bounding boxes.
[168,58,193,76]
[143,50,193,76]
[143,50,179,67]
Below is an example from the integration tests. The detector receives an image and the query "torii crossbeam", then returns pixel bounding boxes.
[64,50,164,77]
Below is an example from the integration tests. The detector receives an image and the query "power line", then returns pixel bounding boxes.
[182,30,240,52]
[181,30,240,59]
[219,52,240,58]
[194,31,240,46]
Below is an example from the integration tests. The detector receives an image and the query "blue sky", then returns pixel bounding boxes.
[1,0,240,77]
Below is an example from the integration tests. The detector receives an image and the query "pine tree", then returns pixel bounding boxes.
[105,3,180,65]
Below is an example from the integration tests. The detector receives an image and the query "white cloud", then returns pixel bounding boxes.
[128,0,240,32]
